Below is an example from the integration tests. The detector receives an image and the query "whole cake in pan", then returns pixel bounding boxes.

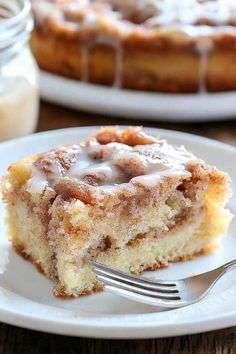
[32,0,236,93]
[2,127,232,297]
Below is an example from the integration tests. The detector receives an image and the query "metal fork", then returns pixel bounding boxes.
[89,259,236,308]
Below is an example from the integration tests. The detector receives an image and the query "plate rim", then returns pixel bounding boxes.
[0,125,236,339]
[1,125,236,153]
[40,70,236,122]
[0,303,236,339]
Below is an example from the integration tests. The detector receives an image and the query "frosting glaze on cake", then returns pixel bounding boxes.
[33,0,236,27]
[26,127,195,196]
[32,0,236,92]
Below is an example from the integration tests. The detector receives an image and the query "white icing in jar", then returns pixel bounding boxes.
[0,0,39,141]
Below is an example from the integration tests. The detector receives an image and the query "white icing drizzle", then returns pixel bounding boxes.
[27,139,196,194]
[80,32,124,85]
[196,37,213,93]
[32,1,56,25]
[143,0,236,27]
[26,166,49,194]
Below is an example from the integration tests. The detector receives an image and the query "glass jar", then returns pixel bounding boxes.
[0,0,39,141]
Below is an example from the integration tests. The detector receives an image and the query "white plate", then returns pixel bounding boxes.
[0,126,235,339]
[40,71,236,122]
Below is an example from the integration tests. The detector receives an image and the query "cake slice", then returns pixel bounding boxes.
[2,127,232,297]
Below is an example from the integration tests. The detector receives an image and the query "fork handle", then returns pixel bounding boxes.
[222,259,236,272]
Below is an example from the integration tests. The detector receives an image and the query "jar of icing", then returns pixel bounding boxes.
[0,0,39,141]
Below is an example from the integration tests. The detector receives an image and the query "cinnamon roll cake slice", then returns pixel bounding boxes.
[2,127,232,297]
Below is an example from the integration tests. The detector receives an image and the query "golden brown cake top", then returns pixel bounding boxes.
[25,127,197,201]
[33,0,236,33]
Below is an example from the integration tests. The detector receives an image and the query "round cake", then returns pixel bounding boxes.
[31,0,236,93]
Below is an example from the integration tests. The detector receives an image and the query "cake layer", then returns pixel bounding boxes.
[6,194,55,280]
[9,199,231,297]
[31,30,236,93]
[54,212,223,297]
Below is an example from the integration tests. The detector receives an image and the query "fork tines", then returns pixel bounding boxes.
[89,260,181,301]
